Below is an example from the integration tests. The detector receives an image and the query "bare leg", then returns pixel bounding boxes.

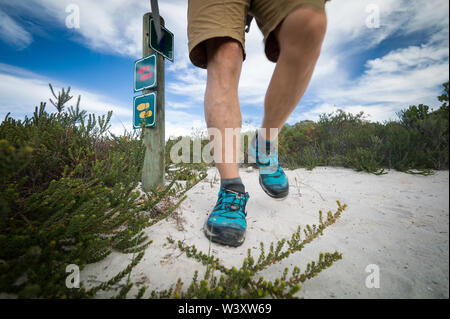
[261,7,327,141]
[204,38,243,179]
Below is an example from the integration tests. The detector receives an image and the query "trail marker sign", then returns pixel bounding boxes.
[134,53,157,92]
[133,92,156,129]
[149,18,174,62]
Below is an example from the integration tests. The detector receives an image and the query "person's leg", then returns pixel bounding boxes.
[248,5,327,199]
[204,37,244,181]
[202,38,249,247]
[261,6,327,141]
[187,0,250,247]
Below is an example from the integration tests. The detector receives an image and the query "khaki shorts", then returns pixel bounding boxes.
[187,0,327,69]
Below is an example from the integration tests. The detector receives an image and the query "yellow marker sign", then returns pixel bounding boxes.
[133,92,156,129]
[139,110,153,119]
[137,103,150,111]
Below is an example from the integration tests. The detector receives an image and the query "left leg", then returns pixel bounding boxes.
[248,4,327,199]
[261,6,327,140]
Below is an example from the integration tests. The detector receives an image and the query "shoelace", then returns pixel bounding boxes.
[213,189,248,218]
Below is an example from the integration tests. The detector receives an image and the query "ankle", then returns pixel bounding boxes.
[254,130,278,154]
[220,177,245,193]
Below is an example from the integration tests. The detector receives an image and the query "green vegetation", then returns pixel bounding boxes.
[0,85,205,298]
[0,82,447,298]
[278,82,449,174]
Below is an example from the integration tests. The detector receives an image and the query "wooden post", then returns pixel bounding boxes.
[142,12,165,191]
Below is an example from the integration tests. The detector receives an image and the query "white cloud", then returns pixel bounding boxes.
[301,0,449,122]
[0,9,33,49]
[1,0,448,128]
[0,63,209,138]
[365,45,449,75]
[165,109,205,138]
[292,103,400,124]
[5,0,188,59]
[0,64,130,136]
[311,37,449,121]
[323,0,448,52]
[167,101,191,110]
[239,28,275,106]
[165,0,449,122]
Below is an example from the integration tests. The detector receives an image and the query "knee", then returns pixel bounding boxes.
[279,8,327,56]
[303,10,327,45]
[206,38,243,89]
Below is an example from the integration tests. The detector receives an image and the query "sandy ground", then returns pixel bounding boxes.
[81,167,449,299]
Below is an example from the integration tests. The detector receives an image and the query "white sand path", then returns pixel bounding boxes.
[82,167,449,299]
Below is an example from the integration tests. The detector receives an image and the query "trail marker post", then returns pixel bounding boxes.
[133,92,156,129]
[139,12,167,192]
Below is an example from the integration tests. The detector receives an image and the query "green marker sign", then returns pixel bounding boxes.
[149,18,174,62]
[133,93,156,129]
[134,53,157,92]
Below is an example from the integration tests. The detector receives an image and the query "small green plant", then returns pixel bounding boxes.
[162,201,347,299]
[0,84,206,298]
[302,145,319,170]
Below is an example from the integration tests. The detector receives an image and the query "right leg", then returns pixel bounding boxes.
[204,37,244,180]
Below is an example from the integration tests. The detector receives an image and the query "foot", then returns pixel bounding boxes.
[204,186,249,247]
[248,131,289,199]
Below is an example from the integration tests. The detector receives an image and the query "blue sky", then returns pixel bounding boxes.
[0,0,448,138]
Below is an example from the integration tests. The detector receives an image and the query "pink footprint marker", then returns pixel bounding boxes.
[138,65,153,82]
